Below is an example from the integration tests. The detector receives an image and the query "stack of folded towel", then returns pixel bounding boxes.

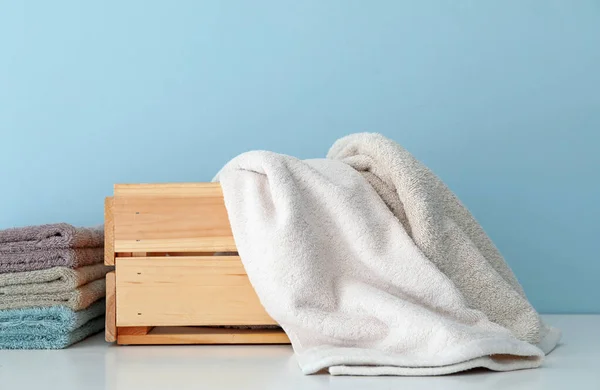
[0,223,109,349]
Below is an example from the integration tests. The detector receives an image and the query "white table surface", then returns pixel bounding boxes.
[1,315,598,390]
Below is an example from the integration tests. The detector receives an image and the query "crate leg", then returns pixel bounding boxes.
[118,326,154,335]
[104,197,115,266]
[117,327,154,345]
[105,271,117,342]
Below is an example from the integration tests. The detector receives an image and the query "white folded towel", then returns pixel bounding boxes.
[216,133,560,376]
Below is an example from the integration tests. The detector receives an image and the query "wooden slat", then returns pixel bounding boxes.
[117,326,289,345]
[105,271,117,342]
[113,194,236,253]
[115,237,236,253]
[114,183,223,197]
[146,252,230,257]
[104,197,115,266]
[115,257,276,327]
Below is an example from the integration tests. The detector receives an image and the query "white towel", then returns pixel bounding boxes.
[216,133,560,376]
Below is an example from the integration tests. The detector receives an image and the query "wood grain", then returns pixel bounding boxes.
[115,237,236,253]
[114,183,223,197]
[117,326,289,345]
[115,256,276,327]
[104,197,115,266]
[113,194,236,253]
[146,252,229,257]
[105,271,116,342]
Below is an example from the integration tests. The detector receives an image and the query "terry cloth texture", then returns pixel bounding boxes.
[0,223,103,253]
[215,133,560,376]
[0,316,105,349]
[0,278,106,311]
[0,264,112,295]
[0,299,105,335]
[0,248,104,273]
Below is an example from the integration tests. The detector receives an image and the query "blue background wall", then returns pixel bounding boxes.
[1,1,598,313]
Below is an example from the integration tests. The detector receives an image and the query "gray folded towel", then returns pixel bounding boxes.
[0,264,112,295]
[0,278,106,311]
[0,248,104,273]
[0,223,103,253]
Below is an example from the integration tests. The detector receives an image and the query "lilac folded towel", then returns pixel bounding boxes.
[0,223,103,253]
[0,248,104,273]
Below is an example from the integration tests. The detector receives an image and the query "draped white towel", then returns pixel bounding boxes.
[215,133,560,376]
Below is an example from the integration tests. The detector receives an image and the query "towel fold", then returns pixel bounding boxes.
[328,134,548,344]
[0,278,106,311]
[0,247,104,273]
[0,316,105,349]
[215,132,561,376]
[0,223,103,253]
[0,299,105,334]
[0,264,112,295]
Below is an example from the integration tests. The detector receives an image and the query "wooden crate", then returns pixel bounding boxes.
[105,183,290,345]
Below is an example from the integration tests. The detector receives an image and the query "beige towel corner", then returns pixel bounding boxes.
[0,264,112,295]
[0,278,106,311]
